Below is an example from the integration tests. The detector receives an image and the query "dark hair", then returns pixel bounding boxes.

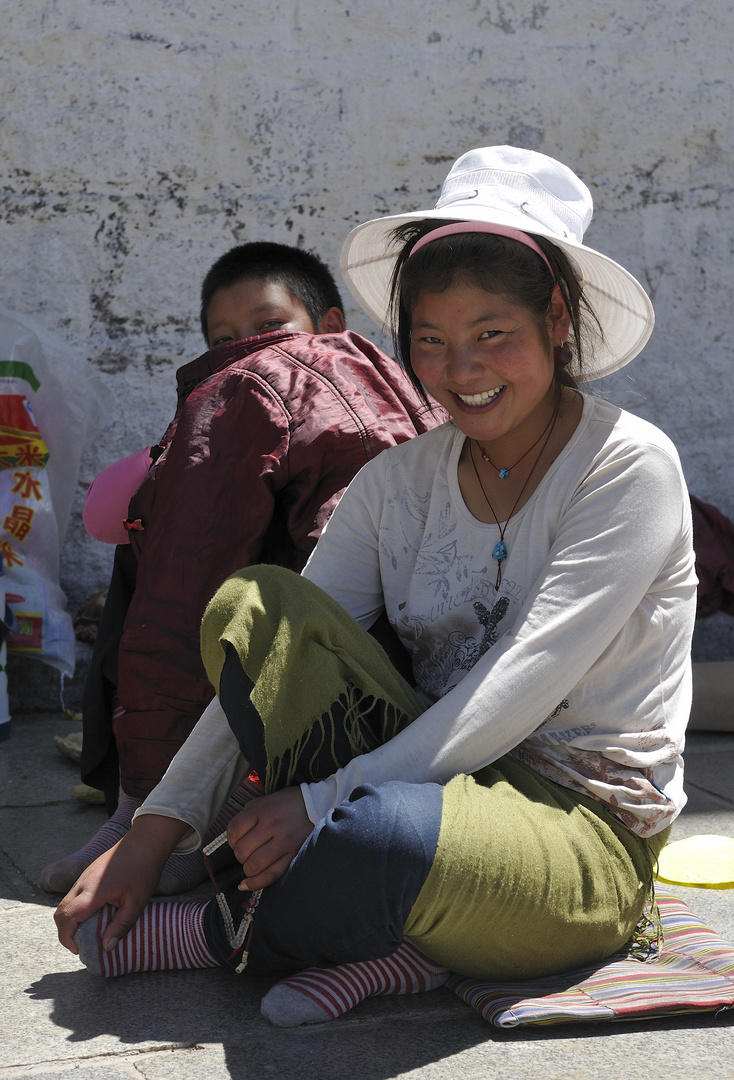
[388,220,602,398]
[200,241,344,341]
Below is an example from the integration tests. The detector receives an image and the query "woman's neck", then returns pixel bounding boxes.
[457,388,583,524]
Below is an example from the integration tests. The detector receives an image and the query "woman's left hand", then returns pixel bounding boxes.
[226,787,313,890]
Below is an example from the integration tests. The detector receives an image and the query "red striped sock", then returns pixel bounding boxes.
[260,939,450,1027]
[75,901,218,977]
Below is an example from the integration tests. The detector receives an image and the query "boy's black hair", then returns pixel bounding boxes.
[200,241,344,342]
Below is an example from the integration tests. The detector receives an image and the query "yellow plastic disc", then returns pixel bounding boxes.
[656,834,734,889]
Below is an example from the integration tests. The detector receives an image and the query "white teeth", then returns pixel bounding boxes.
[457,387,504,405]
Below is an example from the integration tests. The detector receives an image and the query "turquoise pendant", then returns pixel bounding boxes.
[499,468,510,479]
[492,540,507,562]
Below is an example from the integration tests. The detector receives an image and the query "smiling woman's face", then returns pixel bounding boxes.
[409,283,568,452]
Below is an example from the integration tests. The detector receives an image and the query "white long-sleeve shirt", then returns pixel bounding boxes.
[139,394,696,846]
[300,394,696,837]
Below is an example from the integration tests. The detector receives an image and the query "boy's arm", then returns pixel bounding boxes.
[55,813,189,954]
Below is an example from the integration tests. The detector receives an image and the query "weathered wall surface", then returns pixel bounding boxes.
[1,0,733,699]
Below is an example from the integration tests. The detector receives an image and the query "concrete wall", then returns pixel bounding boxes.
[2,0,733,702]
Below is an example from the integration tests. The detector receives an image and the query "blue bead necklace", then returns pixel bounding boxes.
[477,405,558,479]
[470,405,559,591]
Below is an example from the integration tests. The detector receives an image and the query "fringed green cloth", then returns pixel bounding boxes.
[200,565,424,791]
[202,565,668,981]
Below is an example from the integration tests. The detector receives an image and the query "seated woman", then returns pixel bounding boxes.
[54,145,696,1028]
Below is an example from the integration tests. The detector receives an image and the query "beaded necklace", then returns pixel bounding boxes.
[477,406,557,479]
[203,830,262,973]
[470,405,559,590]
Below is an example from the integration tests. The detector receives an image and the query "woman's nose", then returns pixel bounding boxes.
[445,344,483,383]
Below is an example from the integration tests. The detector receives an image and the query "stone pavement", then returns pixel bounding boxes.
[2,709,733,1080]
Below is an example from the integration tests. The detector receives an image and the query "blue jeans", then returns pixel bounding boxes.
[203,780,443,974]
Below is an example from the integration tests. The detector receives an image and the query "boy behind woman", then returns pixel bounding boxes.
[41,241,444,895]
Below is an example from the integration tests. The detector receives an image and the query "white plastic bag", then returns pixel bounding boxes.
[0,309,109,676]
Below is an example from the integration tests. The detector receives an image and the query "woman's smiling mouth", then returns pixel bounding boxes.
[455,386,505,406]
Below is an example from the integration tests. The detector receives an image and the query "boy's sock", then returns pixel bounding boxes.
[74,900,218,977]
[260,940,451,1027]
[40,774,263,896]
[40,789,140,894]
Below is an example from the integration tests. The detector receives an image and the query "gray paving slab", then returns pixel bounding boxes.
[683,731,734,803]
[0,710,108,904]
[1,710,88,805]
[2,711,734,1080]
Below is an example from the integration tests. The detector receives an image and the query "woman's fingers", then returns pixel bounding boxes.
[99,896,148,952]
[54,896,84,953]
[227,788,313,887]
[54,816,187,954]
[239,849,295,891]
[54,845,124,952]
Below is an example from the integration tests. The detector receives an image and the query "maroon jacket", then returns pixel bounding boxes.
[115,330,446,798]
[690,494,734,619]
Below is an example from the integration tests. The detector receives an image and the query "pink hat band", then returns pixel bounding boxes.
[409,222,554,280]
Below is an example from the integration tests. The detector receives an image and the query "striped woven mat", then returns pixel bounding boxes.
[448,890,734,1027]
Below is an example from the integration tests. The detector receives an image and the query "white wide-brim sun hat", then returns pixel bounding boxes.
[340,146,654,381]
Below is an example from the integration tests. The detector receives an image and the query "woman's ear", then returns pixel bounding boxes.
[548,284,570,344]
[317,307,347,334]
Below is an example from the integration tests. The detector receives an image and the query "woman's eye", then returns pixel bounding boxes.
[212,335,234,347]
[478,330,502,340]
[417,335,443,345]
[260,320,284,332]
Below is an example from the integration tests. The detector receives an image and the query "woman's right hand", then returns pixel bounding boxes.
[54,813,188,954]
[227,787,313,890]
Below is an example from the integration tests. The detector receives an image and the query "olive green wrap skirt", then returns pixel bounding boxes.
[201,564,667,980]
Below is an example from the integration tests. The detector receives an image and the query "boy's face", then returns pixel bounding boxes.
[206,279,318,349]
